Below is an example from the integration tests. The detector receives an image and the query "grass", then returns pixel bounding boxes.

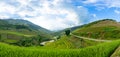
[73,19,120,40]
[0,39,120,57]
[110,46,120,57]
[73,26,120,40]
[0,19,120,57]
[45,35,104,49]
[0,30,34,37]
[4,39,18,43]
[45,35,75,49]
[0,30,53,46]
[0,30,35,44]
[69,36,103,48]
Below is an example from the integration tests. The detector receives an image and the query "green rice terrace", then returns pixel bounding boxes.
[1,19,120,57]
[0,40,120,57]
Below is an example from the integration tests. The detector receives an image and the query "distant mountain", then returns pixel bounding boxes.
[0,19,52,46]
[4,19,52,33]
[73,19,120,40]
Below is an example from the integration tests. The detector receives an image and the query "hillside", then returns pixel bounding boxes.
[0,39,120,57]
[4,19,52,33]
[0,19,52,46]
[1,19,120,57]
[47,19,120,48]
[73,19,120,40]
[45,35,76,49]
[45,35,104,49]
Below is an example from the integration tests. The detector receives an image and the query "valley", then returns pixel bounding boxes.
[0,19,120,57]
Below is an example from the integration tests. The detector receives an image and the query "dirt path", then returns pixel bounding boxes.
[40,40,55,45]
[71,34,112,42]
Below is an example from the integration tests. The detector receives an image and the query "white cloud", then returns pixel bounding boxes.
[26,7,81,30]
[82,0,120,8]
[105,0,120,8]
[92,14,97,18]
[0,0,89,31]
[0,2,16,14]
[83,0,99,4]
[0,14,10,19]
[114,10,120,14]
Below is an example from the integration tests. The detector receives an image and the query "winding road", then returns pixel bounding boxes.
[71,34,112,42]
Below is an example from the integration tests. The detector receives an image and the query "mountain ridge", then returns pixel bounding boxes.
[73,19,120,40]
[0,19,52,46]
[3,19,52,33]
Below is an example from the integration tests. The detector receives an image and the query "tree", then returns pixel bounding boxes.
[31,36,42,45]
[17,37,33,47]
[65,29,71,36]
[37,35,42,43]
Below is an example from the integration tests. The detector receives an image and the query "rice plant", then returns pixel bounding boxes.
[0,40,120,57]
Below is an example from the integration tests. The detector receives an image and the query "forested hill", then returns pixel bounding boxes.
[0,19,52,46]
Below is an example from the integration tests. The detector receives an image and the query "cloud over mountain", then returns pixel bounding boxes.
[1,0,120,31]
[0,0,90,31]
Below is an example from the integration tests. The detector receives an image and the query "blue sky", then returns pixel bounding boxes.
[0,0,120,31]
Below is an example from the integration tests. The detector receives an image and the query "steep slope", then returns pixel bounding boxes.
[48,19,119,48]
[0,19,52,46]
[4,19,52,33]
[73,19,120,40]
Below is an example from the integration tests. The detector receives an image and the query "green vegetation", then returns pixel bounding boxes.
[0,40,120,57]
[4,19,52,33]
[1,19,120,57]
[45,36,75,49]
[46,35,104,49]
[73,19,120,40]
[110,46,120,57]
[0,31,51,46]
[0,19,52,46]
[65,29,71,36]
[17,35,51,47]
[81,19,116,28]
